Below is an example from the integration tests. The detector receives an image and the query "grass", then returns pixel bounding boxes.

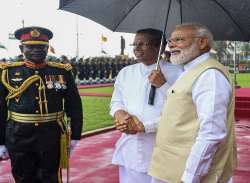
[81,96,114,132]
[79,87,114,94]
[234,73,250,88]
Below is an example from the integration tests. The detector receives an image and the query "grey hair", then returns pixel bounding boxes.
[175,22,214,47]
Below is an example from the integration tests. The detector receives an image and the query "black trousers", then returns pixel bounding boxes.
[5,120,62,183]
[8,147,61,183]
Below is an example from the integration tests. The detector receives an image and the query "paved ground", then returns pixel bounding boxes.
[1,119,250,183]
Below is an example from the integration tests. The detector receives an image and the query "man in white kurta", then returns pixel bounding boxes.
[149,23,236,183]
[110,28,183,183]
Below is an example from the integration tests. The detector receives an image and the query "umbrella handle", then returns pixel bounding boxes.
[148,85,156,105]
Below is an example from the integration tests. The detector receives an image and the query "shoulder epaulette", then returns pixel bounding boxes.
[0,62,24,69]
[47,62,72,71]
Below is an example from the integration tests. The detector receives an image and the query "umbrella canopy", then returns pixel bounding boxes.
[59,0,250,41]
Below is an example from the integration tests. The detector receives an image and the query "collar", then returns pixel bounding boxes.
[24,60,47,69]
[140,62,157,75]
[184,52,210,71]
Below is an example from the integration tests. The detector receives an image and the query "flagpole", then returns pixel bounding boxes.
[101,34,104,55]
[22,19,25,28]
[233,41,237,86]
[76,16,79,60]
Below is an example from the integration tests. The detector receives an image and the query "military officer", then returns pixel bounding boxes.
[0,26,83,183]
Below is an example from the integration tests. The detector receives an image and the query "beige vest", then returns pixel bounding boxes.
[149,58,237,183]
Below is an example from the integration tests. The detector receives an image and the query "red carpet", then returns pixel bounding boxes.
[235,88,250,120]
[79,92,112,97]
[78,83,113,89]
[234,118,250,183]
[1,124,250,183]
[78,83,113,97]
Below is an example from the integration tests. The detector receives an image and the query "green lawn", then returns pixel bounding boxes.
[79,87,114,94]
[81,96,114,132]
[234,73,250,88]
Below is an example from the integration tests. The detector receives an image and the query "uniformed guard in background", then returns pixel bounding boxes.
[0,26,83,183]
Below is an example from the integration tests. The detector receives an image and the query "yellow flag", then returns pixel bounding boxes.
[101,34,108,42]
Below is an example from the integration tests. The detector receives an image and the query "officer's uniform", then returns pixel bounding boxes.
[0,27,83,183]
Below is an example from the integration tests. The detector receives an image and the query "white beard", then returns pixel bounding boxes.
[170,42,200,65]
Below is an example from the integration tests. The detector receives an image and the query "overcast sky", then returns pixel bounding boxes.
[0,0,135,59]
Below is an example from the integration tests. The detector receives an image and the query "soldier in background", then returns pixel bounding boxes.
[78,58,86,81]
[0,26,83,183]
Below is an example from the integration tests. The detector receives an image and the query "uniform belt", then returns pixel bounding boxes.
[9,111,64,123]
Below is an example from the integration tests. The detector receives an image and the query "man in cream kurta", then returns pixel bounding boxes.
[149,23,237,183]
[110,28,183,183]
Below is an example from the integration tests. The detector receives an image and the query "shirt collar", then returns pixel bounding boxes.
[184,52,210,71]
[140,62,156,75]
[24,60,47,69]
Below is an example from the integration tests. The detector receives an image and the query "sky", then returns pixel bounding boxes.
[0,0,135,59]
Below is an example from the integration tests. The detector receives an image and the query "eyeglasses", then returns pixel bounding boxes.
[167,36,201,44]
[130,42,152,48]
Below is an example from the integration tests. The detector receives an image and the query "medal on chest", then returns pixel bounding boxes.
[59,75,67,89]
[45,75,53,89]
[54,75,61,90]
[11,71,23,82]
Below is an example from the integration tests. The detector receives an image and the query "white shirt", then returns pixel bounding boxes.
[110,61,183,172]
[179,53,232,183]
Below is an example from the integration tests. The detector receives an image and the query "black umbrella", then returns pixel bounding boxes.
[59,0,250,41]
[59,0,250,104]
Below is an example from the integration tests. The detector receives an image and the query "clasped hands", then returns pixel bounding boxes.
[115,113,145,134]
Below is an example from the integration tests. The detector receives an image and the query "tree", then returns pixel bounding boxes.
[213,41,228,64]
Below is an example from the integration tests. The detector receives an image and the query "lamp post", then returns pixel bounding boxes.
[233,41,237,86]
[76,16,79,60]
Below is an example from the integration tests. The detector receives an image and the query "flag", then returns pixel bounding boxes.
[49,45,55,54]
[101,34,108,42]
[0,43,7,50]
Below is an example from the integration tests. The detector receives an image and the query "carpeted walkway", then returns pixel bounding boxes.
[78,84,113,89]
[234,118,250,183]
[79,92,112,97]
[1,122,250,183]
[235,88,250,119]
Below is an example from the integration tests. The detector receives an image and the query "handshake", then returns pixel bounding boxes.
[114,111,145,134]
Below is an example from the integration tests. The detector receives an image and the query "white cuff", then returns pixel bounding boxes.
[110,106,125,117]
[144,123,157,133]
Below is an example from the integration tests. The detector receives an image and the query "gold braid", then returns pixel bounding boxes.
[1,69,48,115]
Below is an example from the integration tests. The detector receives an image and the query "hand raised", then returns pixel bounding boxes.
[148,69,166,88]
